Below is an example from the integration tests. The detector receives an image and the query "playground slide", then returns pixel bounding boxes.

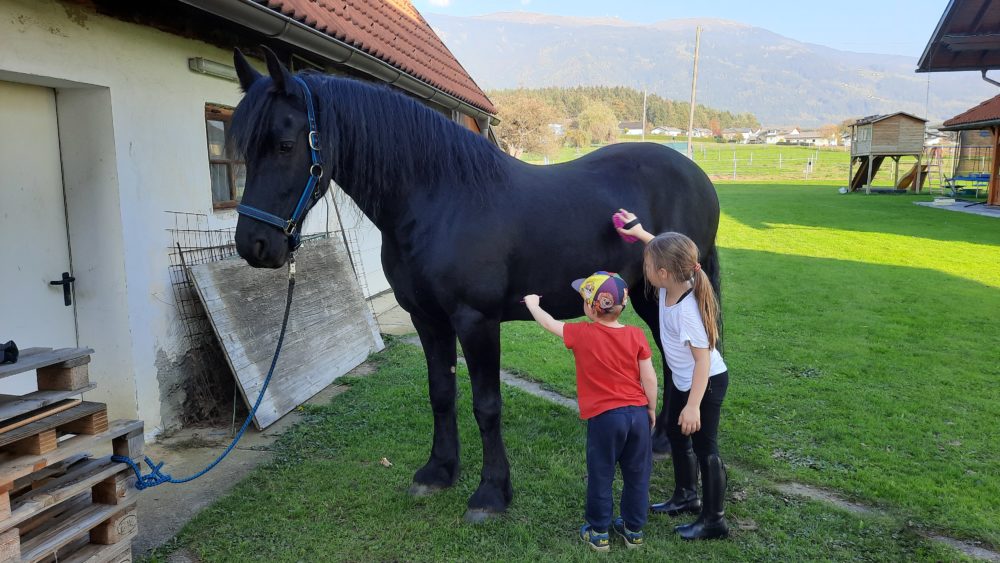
[896,163,928,190]
[850,155,885,191]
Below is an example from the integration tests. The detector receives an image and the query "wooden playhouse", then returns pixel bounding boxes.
[848,112,928,193]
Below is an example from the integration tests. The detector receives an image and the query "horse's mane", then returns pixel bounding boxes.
[230,72,508,215]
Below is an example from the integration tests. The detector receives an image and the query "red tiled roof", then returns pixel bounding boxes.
[257,0,496,114]
[943,94,1000,129]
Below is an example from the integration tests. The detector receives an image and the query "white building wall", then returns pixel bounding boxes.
[0,0,389,436]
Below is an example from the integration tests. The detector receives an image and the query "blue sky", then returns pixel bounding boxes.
[411,0,948,58]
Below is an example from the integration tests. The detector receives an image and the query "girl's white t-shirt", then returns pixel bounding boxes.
[658,287,727,392]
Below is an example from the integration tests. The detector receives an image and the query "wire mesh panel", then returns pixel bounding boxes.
[167,212,238,344]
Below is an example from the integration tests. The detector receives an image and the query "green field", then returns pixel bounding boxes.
[526,141,946,188]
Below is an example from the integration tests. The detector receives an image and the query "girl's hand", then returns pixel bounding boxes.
[678,404,701,436]
[615,209,645,238]
[647,406,656,429]
[523,294,541,308]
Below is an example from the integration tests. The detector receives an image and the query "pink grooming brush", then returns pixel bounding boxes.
[613,213,640,243]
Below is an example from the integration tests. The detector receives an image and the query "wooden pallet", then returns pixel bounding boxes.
[0,348,94,393]
[0,402,108,457]
[0,420,143,522]
[1,349,140,562]
[0,429,140,563]
[8,496,137,562]
[0,385,98,425]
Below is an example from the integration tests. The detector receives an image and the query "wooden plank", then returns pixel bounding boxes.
[2,457,127,531]
[0,385,97,423]
[0,403,106,449]
[189,238,384,430]
[0,349,92,381]
[0,399,82,435]
[61,540,133,563]
[36,364,90,392]
[0,527,18,563]
[10,454,89,497]
[18,498,136,562]
[15,492,90,540]
[0,420,143,485]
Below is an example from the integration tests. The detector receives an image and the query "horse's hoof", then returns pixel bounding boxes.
[408,483,444,497]
[463,509,501,524]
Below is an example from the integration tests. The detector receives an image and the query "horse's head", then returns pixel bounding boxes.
[231,48,330,268]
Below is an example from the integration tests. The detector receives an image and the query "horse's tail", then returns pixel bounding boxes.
[704,243,724,353]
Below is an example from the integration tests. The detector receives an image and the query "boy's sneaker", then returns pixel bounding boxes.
[580,523,610,552]
[613,517,644,549]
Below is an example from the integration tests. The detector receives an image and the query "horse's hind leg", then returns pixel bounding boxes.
[704,244,724,352]
[409,316,461,496]
[452,308,512,522]
[630,288,673,455]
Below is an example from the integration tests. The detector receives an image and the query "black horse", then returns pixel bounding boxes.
[230,49,721,521]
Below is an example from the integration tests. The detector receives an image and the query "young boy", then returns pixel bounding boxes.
[523,271,658,552]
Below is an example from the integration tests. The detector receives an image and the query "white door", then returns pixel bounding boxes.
[0,81,77,393]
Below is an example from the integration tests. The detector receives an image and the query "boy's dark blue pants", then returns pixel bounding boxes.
[585,405,652,532]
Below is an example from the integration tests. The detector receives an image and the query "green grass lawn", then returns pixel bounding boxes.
[501,184,1000,548]
[152,184,997,562]
[160,343,965,562]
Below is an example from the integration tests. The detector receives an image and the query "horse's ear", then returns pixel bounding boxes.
[262,46,294,94]
[233,48,262,92]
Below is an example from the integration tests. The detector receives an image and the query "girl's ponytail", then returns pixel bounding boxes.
[692,268,720,350]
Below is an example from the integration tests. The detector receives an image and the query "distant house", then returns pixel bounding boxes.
[763,130,785,144]
[721,127,761,143]
[689,127,713,138]
[651,126,682,136]
[786,130,833,146]
[548,123,565,136]
[619,121,644,135]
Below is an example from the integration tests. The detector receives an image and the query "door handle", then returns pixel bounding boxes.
[49,272,76,306]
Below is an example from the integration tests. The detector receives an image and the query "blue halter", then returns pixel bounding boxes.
[237,75,325,251]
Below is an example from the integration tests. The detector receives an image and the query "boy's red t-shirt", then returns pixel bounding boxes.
[562,322,652,420]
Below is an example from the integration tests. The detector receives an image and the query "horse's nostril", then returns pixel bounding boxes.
[254,239,267,260]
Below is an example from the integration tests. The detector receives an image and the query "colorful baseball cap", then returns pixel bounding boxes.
[571,271,629,313]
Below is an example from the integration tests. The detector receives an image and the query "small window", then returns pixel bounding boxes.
[205,104,246,210]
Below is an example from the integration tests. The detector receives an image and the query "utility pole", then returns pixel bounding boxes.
[686,26,702,159]
[642,89,647,142]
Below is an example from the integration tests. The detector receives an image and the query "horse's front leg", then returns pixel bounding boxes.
[452,308,512,522]
[409,316,461,495]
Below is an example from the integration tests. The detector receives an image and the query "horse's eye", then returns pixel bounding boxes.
[279,141,294,154]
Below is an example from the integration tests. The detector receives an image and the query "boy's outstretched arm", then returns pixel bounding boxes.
[638,357,658,428]
[523,295,564,338]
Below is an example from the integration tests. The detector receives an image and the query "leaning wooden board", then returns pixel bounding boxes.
[189,237,384,429]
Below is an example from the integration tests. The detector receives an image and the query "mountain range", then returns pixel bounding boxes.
[426,12,998,127]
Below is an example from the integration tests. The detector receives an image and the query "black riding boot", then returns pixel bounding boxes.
[675,454,729,540]
[651,447,700,515]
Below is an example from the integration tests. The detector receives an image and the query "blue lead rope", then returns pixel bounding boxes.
[113,259,297,489]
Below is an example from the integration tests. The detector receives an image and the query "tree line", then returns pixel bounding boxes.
[488,86,761,158]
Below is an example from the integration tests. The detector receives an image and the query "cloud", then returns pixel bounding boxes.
[428,0,452,6]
